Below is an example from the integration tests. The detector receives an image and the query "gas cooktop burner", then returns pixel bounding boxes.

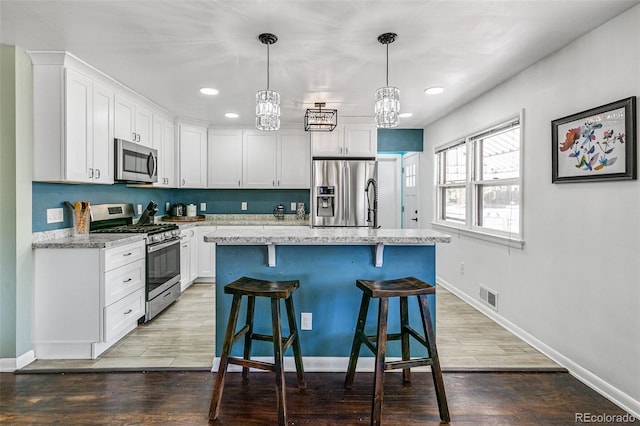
[92,224,178,235]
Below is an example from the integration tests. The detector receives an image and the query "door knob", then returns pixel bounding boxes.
[411,218,418,222]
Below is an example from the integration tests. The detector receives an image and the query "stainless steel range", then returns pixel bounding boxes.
[90,202,181,322]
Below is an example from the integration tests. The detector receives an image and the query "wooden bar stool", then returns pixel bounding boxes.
[209,276,306,425]
[344,276,450,425]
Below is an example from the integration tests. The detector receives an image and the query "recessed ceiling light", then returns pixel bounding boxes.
[399,112,413,118]
[225,112,239,118]
[200,87,219,95]
[424,86,444,95]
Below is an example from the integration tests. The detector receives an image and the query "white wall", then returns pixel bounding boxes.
[422,6,640,416]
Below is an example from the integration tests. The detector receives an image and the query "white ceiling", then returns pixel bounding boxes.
[2,0,638,129]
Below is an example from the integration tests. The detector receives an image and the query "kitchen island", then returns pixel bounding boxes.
[204,227,450,371]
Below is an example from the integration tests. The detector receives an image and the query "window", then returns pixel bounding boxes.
[435,117,522,242]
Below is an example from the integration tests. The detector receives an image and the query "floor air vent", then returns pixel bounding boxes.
[479,284,498,310]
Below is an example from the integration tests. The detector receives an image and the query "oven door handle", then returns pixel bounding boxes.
[147,238,180,253]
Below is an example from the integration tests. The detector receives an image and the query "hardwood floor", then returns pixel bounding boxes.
[2,371,636,425]
[22,282,558,371]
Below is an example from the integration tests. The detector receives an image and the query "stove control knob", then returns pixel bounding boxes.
[164,231,171,239]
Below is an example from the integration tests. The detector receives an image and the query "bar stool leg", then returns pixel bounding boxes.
[242,295,256,379]
[285,296,307,390]
[372,297,389,426]
[271,298,287,426]
[209,294,242,420]
[344,293,371,389]
[418,294,450,423]
[399,296,411,383]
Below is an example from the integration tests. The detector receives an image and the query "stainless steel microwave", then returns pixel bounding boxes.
[115,139,158,183]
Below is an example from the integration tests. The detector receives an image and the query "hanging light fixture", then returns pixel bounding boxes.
[256,33,280,131]
[374,32,400,128]
[305,102,337,132]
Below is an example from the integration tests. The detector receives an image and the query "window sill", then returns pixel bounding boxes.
[431,222,525,250]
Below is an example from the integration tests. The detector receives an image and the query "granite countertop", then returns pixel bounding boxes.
[162,214,309,229]
[32,233,145,249]
[204,227,451,245]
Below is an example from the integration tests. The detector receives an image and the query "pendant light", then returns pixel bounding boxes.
[305,102,337,132]
[256,33,280,131]
[374,32,400,128]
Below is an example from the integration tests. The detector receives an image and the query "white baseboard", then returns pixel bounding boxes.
[436,276,640,419]
[0,350,36,372]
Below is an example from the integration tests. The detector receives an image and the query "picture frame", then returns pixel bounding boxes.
[551,96,636,183]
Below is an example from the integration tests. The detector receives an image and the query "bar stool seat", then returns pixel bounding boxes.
[209,276,306,425]
[344,276,450,425]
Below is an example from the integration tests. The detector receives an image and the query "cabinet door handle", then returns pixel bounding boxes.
[95,169,101,179]
[123,252,132,257]
[277,180,280,186]
[132,132,137,141]
[345,146,349,154]
[272,180,275,187]
[137,133,141,142]
[123,278,132,282]
[182,179,186,186]
[238,180,241,187]
[88,168,93,178]
[124,309,133,315]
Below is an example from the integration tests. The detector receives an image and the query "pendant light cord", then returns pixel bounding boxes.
[266,43,270,91]
[386,43,389,87]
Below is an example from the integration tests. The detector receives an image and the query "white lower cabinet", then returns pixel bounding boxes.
[196,226,216,281]
[180,227,199,291]
[33,240,146,359]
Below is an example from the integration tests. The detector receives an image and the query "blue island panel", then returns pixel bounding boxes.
[215,244,436,358]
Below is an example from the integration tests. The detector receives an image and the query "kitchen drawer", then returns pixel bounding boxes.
[104,240,145,271]
[104,287,145,343]
[104,258,145,306]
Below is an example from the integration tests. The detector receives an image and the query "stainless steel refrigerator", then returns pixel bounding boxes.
[312,159,378,227]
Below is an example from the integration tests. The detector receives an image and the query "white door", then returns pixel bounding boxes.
[377,154,402,228]
[402,152,420,229]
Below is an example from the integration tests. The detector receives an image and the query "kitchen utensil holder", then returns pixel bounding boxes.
[73,208,90,237]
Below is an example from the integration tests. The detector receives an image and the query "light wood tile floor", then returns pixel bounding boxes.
[22,283,558,371]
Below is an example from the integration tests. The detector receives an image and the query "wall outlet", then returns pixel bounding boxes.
[46,208,64,224]
[290,202,296,211]
[459,261,465,275]
[137,204,143,215]
[241,202,248,211]
[200,202,206,211]
[301,312,312,330]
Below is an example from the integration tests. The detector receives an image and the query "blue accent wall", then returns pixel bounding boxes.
[215,244,436,358]
[32,182,310,232]
[377,128,423,152]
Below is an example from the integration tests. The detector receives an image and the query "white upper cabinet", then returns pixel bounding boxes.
[209,128,310,189]
[31,54,115,184]
[152,114,175,187]
[310,127,342,157]
[311,120,377,158]
[178,124,207,188]
[63,68,93,183]
[115,94,152,147]
[243,130,278,188]
[343,123,377,158]
[208,129,243,188]
[278,129,310,188]
[91,82,115,184]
